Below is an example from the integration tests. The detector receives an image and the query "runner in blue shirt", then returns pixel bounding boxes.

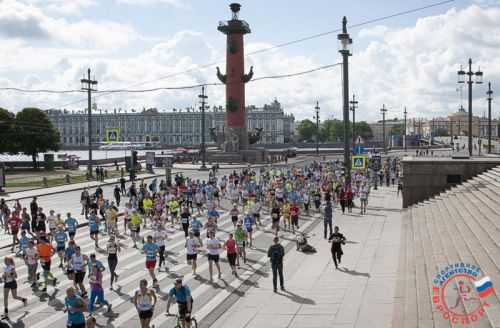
[243,213,254,248]
[143,235,160,287]
[17,231,31,257]
[207,208,220,224]
[54,226,68,268]
[65,213,78,240]
[64,287,87,328]
[166,277,193,327]
[190,217,203,241]
[88,211,100,248]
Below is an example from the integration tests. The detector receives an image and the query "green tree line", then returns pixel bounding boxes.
[0,107,59,167]
[296,119,373,142]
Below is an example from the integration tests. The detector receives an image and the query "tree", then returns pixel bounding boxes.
[16,108,60,168]
[0,108,16,154]
[297,119,317,142]
[354,121,373,140]
[320,119,344,142]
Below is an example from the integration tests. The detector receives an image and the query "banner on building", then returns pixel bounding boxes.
[105,128,120,144]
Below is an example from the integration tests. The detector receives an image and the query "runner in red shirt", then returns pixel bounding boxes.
[8,211,21,253]
[224,233,238,277]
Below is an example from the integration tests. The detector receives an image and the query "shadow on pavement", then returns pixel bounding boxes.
[338,267,370,278]
[278,290,316,305]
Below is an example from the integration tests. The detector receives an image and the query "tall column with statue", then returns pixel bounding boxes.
[216,3,253,152]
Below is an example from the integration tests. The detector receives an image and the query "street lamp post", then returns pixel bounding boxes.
[380,104,388,153]
[458,59,483,157]
[338,16,352,186]
[403,107,407,152]
[314,101,320,156]
[350,94,358,144]
[80,68,98,179]
[487,82,493,154]
[199,86,208,170]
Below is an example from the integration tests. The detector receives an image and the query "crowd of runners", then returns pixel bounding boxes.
[0,158,401,328]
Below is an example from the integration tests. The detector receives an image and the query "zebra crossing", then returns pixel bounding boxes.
[1,202,321,328]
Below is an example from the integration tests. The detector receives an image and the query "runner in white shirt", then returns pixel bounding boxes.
[24,240,38,287]
[153,226,168,272]
[47,210,57,243]
[185,232,200,275]
[206,232,222,282]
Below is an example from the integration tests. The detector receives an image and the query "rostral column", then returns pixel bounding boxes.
[216,3,253,151]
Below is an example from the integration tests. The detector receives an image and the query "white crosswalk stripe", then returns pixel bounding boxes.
[2,201,321,328]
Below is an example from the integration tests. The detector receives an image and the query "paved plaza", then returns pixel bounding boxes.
[210,185,402,328]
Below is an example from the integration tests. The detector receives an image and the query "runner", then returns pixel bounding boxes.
[153,223,168,272]
[185,232,200,275]
[1,256,27,319]
[24,240,39,287]
[282,200,290,231]
[328,226,346,269]
[54,225,68,268]
[64,287,87,328]
[106,235,120,290]
[206,232,222,282]
[134,279,157,328]
[180,206,190,238]
[37,235,57,292]
[229,204,239,227]
[243,212,254,248]
[130,209,142,248]
[70,246,89,296]
[88,211,100,248]
[8,209,21,253]
[234,222,247,266]
[64,212,78,241]
[224,233,238,277]
[271,202,281,236]
[143,235,160,288]
[359,182,369,215]
[290,202,300,233]
[166,277,193,328]
[88,263,112,315]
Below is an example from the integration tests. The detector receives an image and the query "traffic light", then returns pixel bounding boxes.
[131,151,138,168]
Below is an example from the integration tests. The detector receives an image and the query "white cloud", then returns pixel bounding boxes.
[25,0,97,16]
[115,0,184,7]
[0,0,138,48]
[358,25,389,39]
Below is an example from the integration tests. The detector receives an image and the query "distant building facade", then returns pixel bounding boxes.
[413,107,499,138]
[46,99,295,147]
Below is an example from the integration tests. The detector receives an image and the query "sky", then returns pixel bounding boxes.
[0,0,499,122]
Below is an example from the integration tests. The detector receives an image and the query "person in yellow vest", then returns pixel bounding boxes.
[168,198,180,226]
[142,196,153,228]
[129,210,142,248]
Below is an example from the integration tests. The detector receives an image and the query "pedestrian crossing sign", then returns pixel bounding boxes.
[105,128,120,144]
[352,155,367,170]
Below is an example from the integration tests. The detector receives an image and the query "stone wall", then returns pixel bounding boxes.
[402,157,500,208]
